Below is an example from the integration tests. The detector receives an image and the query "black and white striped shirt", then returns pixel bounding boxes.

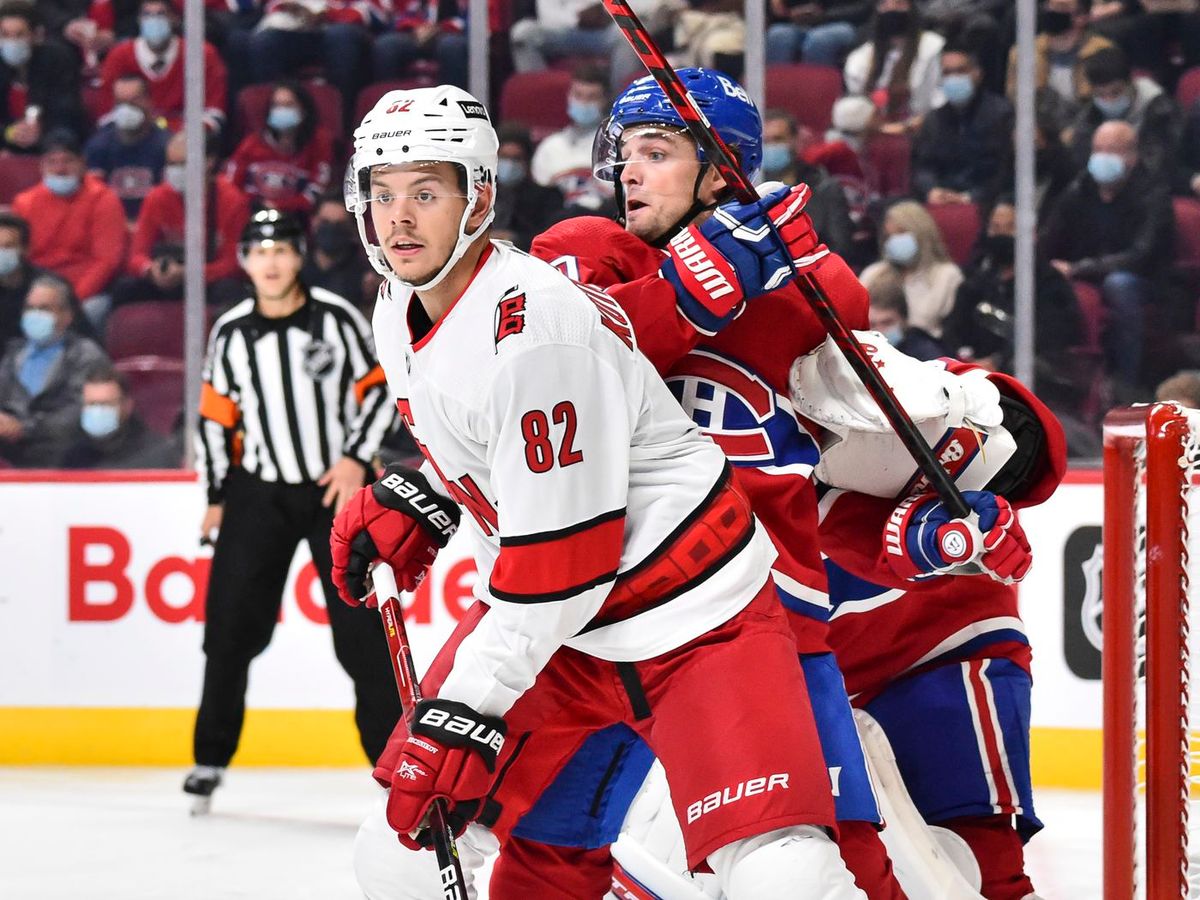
[196,286,394,503]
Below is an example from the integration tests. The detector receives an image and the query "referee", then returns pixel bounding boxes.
[185,210,400,807]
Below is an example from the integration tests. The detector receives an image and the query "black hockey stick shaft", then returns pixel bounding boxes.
[370,563,469,900]
[602,0,970,518]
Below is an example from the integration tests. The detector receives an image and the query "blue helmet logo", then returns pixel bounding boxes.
[594,68,763,183]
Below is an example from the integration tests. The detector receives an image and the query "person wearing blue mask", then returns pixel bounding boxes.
[84,73,171,222]
[1066,45,1183,186]
[0,0,86,154]
[0,273,108,466]
[491,123,564,250]
[0,212,46,347]
[760,108,853,258]
[860,199,964,340]
[530,65,618,216]
[225,81,334,218]
[912,41,1014,208]
[61,365,176,470]
[1042,119,1175,402]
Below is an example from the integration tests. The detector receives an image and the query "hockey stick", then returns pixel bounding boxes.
[368,562,469,900]
[601,0,970,518]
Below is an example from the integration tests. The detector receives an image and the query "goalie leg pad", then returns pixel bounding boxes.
[707,825,867,899]
[353,792,496,900]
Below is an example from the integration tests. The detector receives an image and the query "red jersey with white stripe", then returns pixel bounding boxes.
[818,365,1068,702]
[530,215,871,654]
[371,241,775,717]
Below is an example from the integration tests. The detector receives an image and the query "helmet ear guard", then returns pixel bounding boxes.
[346,85,499,291]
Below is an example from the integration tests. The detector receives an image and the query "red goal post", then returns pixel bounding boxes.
[1103,403,1199,900]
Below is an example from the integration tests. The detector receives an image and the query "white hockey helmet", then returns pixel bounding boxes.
[345,85,499,291]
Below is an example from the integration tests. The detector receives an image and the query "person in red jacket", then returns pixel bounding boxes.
[224,80,334,218]
[113,130,249,308]
[11,129,127,327]
[99,0,228,133]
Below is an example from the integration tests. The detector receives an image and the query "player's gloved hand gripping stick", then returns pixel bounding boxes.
[601,0,971,521]
[367,563,470,900]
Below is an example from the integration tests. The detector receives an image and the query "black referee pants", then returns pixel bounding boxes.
[193,468,402,767]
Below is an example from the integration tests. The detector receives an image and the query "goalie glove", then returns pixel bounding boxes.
[885,490,1032,584]
[660,183,828,334]
[330,464,460,606]
[386,699,507,850]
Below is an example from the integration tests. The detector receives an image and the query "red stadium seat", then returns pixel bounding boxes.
[1173,197,1200,289]
[764,64,844,136]
[1178,66,1200,111]
[355,79,437,127]
[924,202,980,268]
[0,153,42,206]
[1070,279,1106,353]
[500,70,573,141]
[114,355,185,436]
[865,132,911,199]
[234,80,344,144]
[105,303,218,361]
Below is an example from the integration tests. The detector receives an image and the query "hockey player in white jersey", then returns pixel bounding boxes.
[331,85,868,899]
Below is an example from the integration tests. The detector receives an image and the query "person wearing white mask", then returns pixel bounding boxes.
[492,123,564,250]
[114,130,250,310]
[61,365,177,470]
[225,81,335,218]
[97,0,228,133]
[0,212,45,347]
[530,65,618,215]
[858,199,963,339]
[1041,119,1175,402]
[1065,45,1182,185]
[0,273,107,466]
[84,72,171,221]
[11,129,127,329]
[0,0,86,154]
[912,42,1014,207]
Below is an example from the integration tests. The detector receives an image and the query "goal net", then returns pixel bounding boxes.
[1103,403,1200,900]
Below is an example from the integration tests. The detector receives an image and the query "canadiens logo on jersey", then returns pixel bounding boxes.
[667,350,820,473]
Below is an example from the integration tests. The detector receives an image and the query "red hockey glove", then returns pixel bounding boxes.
[330,464,460,606]
[659,183,826,334]
[386,699,507,849]
[885,490,1032,584]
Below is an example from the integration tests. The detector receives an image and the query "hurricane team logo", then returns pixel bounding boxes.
[667,350,820,472]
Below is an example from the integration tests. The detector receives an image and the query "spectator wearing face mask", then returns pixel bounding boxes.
[912,42,1013,207]
[84,72,170,221]
[224,80,333,218]
[1065,45,1183,186]
[115,130,249,308]
[844,0,946,132]
[866,263,947,361]
[0,0,86,153]
[0,212,47,347]
[11,129,127,328]
[859,200,963,338]
[1041,119,1174,399]
[0,273,108,466]
[99,0,228,132]
[62,364,177,469]
[492,123,564,250]
[530,65,616,214]
[1005,0,1113,134]
[947,198,1082,383]
[759,108,853,258]
[300,193,374,312]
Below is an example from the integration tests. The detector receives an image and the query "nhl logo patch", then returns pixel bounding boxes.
[303,339,336,380]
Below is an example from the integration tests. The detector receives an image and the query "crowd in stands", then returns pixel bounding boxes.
[5,0,1200,467]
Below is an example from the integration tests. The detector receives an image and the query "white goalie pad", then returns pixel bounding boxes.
[788,332,1012,498]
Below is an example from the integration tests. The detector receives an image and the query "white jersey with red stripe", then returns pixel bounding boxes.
[371,240,775,717]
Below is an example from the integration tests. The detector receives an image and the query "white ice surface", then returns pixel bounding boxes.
[0,768,1100,899]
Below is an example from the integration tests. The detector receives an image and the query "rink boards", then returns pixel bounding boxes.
[0,470,1105,788]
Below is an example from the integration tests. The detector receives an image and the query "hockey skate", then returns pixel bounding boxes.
[183,765,224,815]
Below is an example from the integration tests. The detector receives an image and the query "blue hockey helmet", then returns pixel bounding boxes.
[592,68,763,184]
